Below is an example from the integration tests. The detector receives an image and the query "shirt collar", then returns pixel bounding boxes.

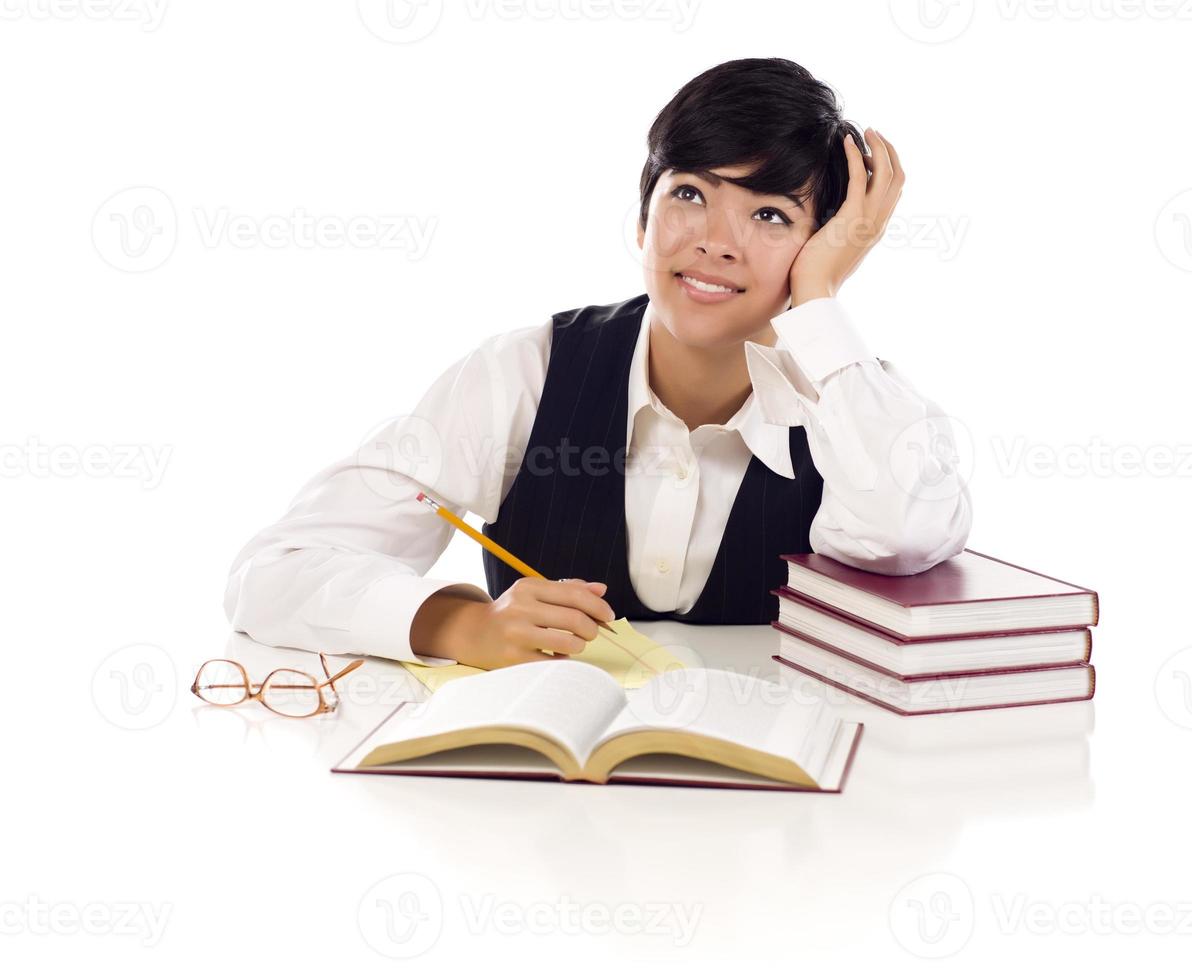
[625,298,795,480]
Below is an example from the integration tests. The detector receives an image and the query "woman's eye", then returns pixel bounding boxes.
[755,207,791,226]
[670,184,790,225]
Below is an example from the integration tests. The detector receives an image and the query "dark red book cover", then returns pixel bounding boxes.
[770,617,1091,680]
[778,549,1100,635]
[771,586,1094,656]
[771,622,1096,716]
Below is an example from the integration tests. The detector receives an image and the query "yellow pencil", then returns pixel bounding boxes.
[415,491,622,640]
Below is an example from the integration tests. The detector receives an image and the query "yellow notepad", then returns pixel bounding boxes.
[401,618,686,693]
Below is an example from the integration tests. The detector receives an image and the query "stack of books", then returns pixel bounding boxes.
[769,549,1099,715]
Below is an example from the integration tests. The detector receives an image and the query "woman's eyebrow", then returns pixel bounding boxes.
[675,168,808,209]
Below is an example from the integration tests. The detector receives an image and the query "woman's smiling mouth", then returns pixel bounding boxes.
[674,270,746,303]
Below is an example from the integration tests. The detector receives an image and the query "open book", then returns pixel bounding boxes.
[332,659,863,792]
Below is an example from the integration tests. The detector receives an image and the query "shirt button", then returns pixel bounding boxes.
[656,559,670,574]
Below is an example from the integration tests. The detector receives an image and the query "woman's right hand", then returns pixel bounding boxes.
[413,577,616,670]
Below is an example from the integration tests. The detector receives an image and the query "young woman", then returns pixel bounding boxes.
[224,58,972,671]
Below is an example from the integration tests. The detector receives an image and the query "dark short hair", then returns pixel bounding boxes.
[638,57,864,233]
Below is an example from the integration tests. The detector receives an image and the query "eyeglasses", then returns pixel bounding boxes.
[190,652,364,718]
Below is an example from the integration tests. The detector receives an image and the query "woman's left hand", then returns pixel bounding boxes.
[788,127,904,307]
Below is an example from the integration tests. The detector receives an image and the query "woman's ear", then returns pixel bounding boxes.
[636,218,645,251]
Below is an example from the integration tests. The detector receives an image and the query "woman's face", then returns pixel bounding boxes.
[637,164,818,349]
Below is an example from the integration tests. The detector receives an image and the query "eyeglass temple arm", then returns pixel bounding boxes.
[318,654,365,688]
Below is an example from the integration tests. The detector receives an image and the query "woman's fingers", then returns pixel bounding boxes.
[880,129,905,183]
[531,577,615,625]
[869,129,904,235]
[530,599,603,643]
[842,132,869,211]
[521,624,588,657]
[513,645,569,663]
[864,128,894,203]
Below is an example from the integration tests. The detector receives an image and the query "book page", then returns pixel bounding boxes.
[597,669,839,781]
[401,617,686,693]
[355,743,566,776]
[378,658,628,766]
[603,753,800,787]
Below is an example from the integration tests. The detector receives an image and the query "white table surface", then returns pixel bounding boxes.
[17,593,1187,977]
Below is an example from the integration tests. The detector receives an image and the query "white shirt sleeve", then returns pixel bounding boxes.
[222,318,554,664]
[744,297,974,576]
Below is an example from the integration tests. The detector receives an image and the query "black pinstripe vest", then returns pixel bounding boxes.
[480,293,824,624]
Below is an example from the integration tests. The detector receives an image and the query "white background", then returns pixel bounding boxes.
[3,0,1191,974]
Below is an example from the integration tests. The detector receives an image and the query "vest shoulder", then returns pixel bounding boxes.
[550,293,649,335]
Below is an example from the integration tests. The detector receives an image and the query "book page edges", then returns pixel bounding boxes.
[581,730,820,788]
[772,653,1096,715]
[350,727,822,789]
[356,725,583,778]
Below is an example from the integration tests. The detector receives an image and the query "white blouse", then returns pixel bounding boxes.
[223,297,973,664]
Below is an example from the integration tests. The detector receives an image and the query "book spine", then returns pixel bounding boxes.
[773,584,1097,640]
[771,654,1096,716]
[770,619,1093,680]
[779,549,1100,605]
